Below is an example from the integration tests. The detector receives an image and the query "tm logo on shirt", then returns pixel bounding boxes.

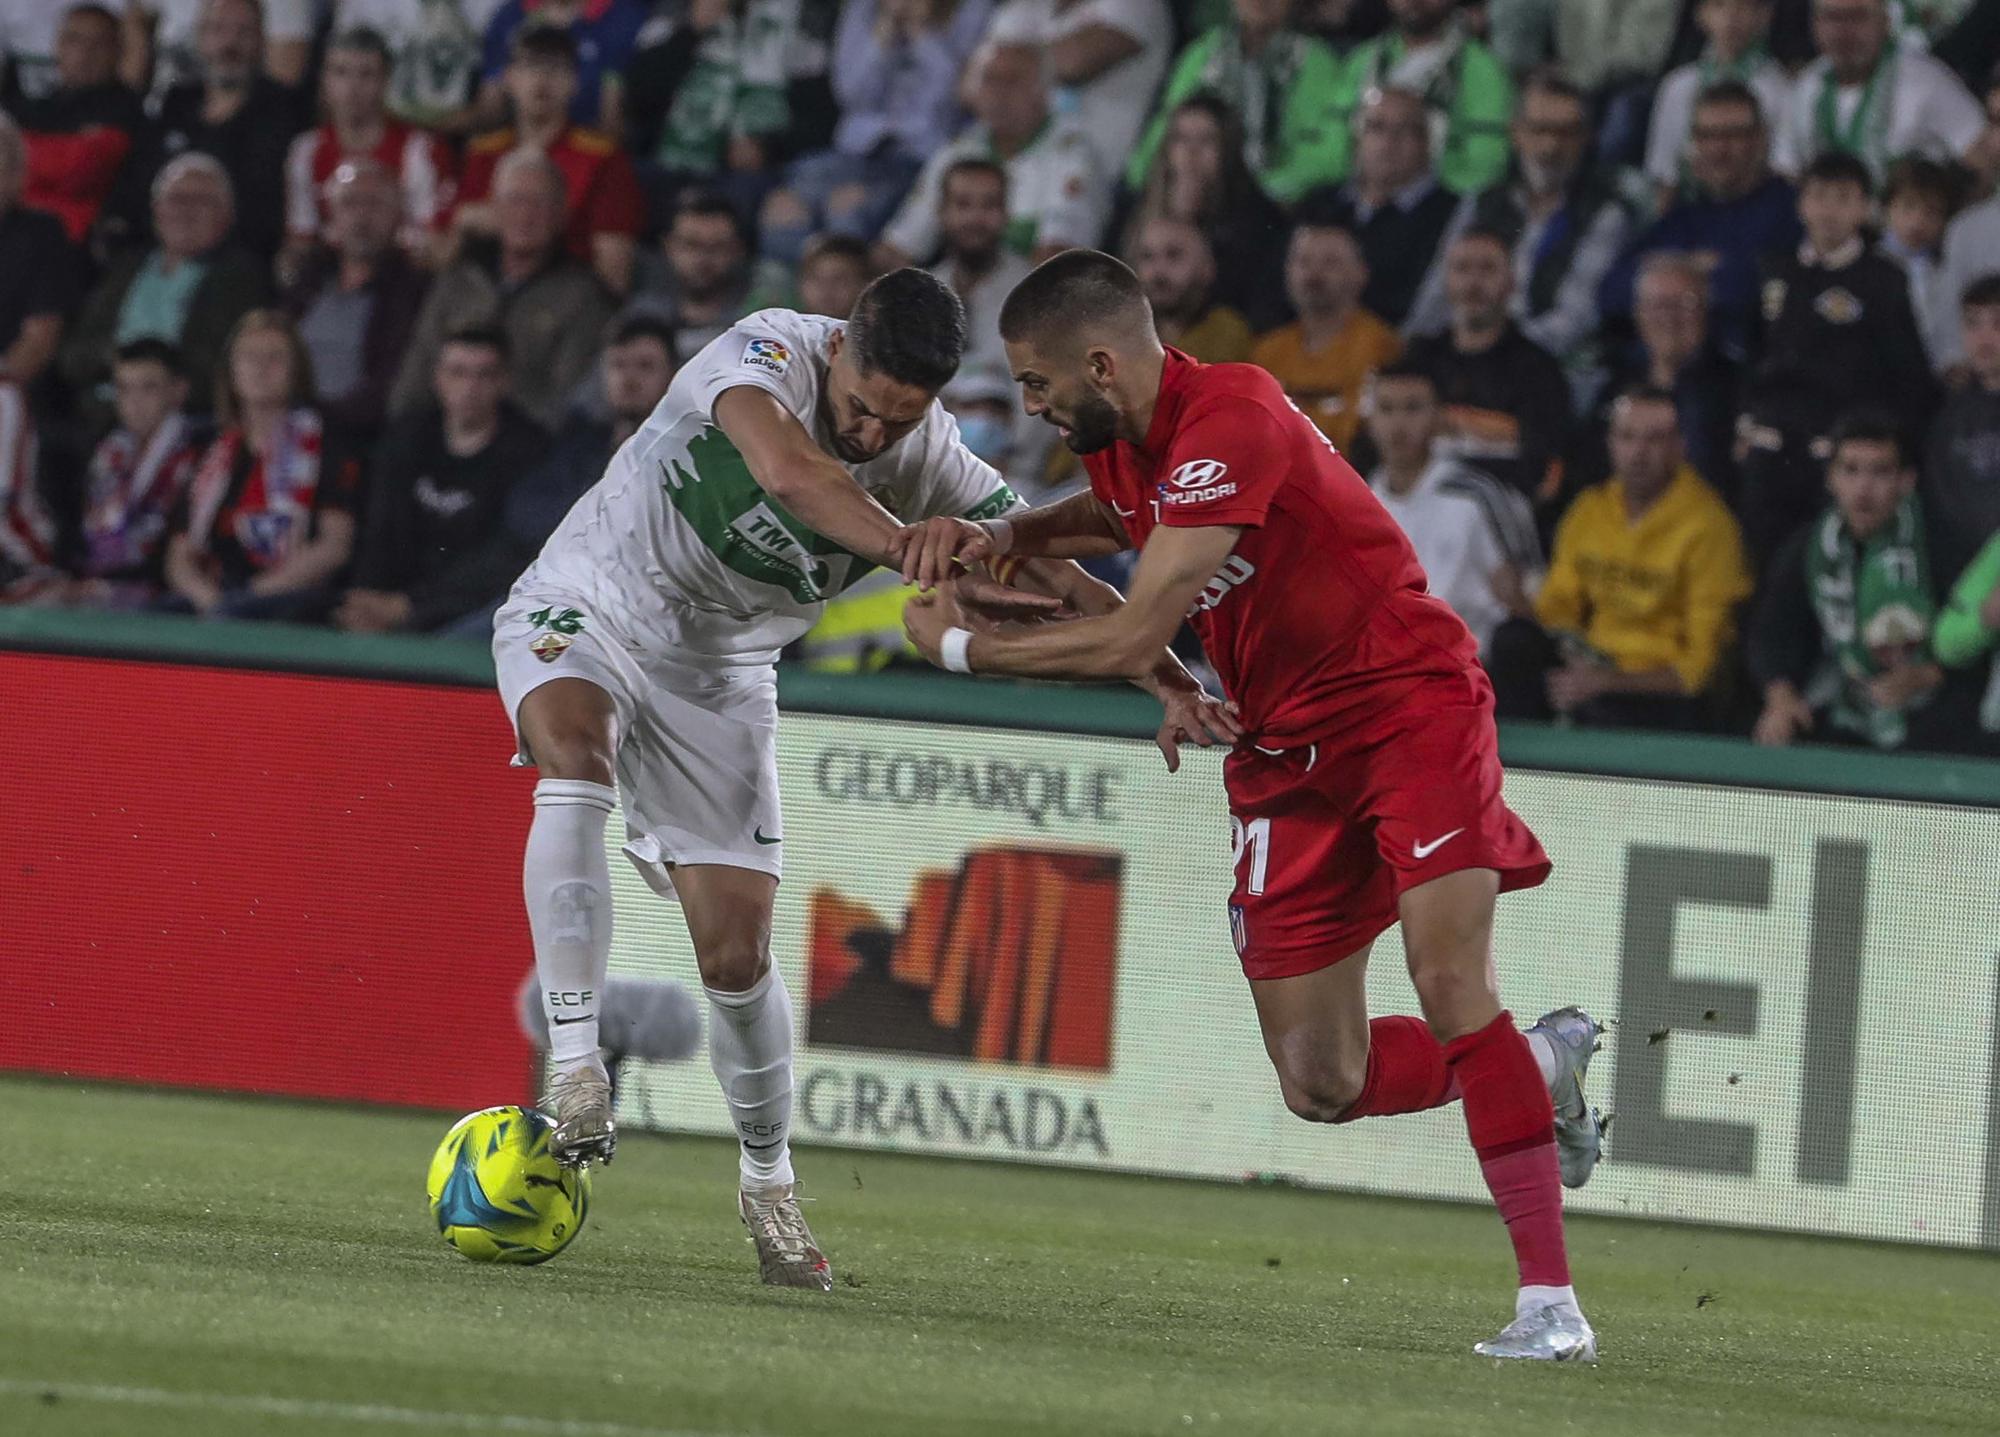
[742,338,792,375]
[1162,458,1237,506]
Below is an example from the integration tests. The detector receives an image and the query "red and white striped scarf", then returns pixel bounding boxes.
[185,408,326,568]
[0,381,54,575]
[83,412,199,576]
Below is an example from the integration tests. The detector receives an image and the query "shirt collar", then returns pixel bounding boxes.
[1799,236,1865,269]
[1138,348,1198,461]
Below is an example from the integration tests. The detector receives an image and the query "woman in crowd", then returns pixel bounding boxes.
[162,310,361,622]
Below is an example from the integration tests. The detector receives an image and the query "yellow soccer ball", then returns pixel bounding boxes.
[426,1106,590,1264]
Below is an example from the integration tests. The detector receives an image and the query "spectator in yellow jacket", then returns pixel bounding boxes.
[1488,386,1753,727]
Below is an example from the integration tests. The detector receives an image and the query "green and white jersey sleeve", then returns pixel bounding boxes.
[512,307,1021,670]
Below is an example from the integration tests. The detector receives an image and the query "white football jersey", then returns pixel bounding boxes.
[516,308,1020,668]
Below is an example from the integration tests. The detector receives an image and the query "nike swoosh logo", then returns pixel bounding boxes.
[743,1138,785,1151]
[551,1013,594,1025]
[754,827,782,846]
[1412,828,1466,860]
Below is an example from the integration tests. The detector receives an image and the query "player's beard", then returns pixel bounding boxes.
[1059,391,1122,454]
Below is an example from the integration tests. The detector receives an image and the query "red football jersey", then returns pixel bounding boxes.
[455,123,645,262]
[1083,350,1479,743]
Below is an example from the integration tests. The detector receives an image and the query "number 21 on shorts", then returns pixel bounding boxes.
[1231,815,1271,896]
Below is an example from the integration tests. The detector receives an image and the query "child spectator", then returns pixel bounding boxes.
[1250,220,1401,449]
[1645,0,1794,204]
[163,311,362,622]
[1750,414,1949,749]
[1129,0,1344,207]
[1737,152,1936,564]
[1489,386,1752,727]
[71,339,203,607]
[1877,155,1960,362]
[336,325,548,635]
[455,24,645,296]
[1924,274,2000,586]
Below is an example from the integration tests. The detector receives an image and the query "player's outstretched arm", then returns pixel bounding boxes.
[713,386,906,567]
[891,492,1133,587]
[907,522,1244,683]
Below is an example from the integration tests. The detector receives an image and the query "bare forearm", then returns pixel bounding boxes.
[968,609,1158,682]
[1006,492,1128,559]
[1013,556,1195,696]
[763,468,903,568]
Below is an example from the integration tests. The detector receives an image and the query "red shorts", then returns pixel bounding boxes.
[1222,669,1550,980]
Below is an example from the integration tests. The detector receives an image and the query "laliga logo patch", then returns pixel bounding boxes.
[742,337,792,375]
[530,632,573,663]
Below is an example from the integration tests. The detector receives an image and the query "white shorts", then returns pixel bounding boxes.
[492,590,783,897]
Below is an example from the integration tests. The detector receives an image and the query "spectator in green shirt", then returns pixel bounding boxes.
[1328,0,1515,196]
[1125,0,1345,206]
[1933,531,2000,745]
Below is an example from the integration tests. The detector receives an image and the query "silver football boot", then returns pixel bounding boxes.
[1474,1303,1598,1362]
[1528,1006,1605,1189]
[739,1183,833,1291]
[539,1060,616,1167]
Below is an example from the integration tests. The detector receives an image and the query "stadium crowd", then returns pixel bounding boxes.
[1,0,1998,755]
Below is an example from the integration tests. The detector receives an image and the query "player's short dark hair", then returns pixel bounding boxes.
[329,25,392,67]
[1827,409,1909,465]
[1801,151,1873,197]
[66,3,119,30]
[113,336,185,376]
[1693,78,1765,126]
[1883,155,1961,214]
[607,313,677,365]
[999,248,1150,347]
[670,187,747,244]
[845,268,967,391]
[512,23,579,68]
[801,232,871,271]
[1962,273,2000,311]
[442,323,510,362]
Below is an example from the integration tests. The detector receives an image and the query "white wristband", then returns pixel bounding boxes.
[980,517,1015,555]
[940,626,975,673]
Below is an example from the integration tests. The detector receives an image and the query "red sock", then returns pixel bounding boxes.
[1445,1011,1570,1288]
[1338,1016,1457,1120]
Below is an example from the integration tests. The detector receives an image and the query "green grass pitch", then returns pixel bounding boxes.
[3,1078,1996,1437]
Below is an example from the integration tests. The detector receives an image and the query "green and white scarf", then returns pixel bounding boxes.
[1814,43,1899,179]
[1197,26,1318,174]
[1805,495,1936,748]
[655,0,794,174]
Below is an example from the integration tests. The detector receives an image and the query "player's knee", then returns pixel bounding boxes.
[695,938,770,994]
[1276,1059,1366,1124]
[1407,958,1491,1024]
[530,728,616,786]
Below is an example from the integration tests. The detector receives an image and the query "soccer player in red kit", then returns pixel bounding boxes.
[899,250,1606,1361]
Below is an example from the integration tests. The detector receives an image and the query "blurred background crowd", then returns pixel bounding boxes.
[1,0,1998,755]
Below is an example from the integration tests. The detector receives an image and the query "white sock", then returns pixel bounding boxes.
[1517,1283,1581,1318]
[705,964,797,1190]
[525,778,616,1067]
[1525,1027,1560,1089]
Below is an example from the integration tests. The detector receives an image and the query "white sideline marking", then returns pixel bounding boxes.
[0,1379,744,1436]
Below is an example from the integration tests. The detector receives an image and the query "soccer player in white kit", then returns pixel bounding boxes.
[493,270,1236,1289]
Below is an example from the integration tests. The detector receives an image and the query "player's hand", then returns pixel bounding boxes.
[1154,686,1242,773]
[891,516,994,587]
[901,585,967,666]
[949,570,1066,629]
